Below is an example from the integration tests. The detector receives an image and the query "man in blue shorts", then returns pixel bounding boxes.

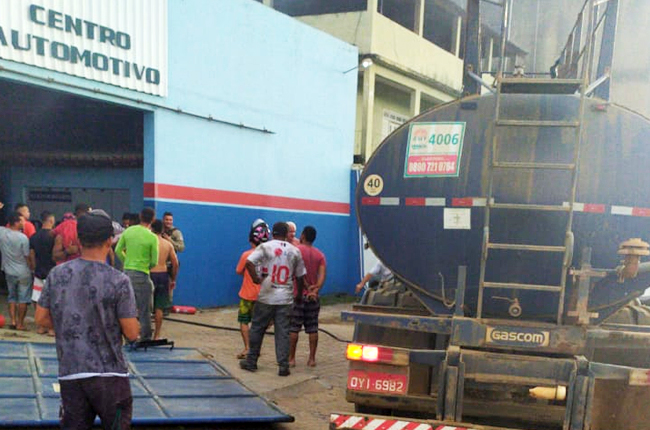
[36,210,140,429]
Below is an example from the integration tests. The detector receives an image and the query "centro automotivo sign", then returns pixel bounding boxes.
[485,326,550,347]
[0,0,168,96]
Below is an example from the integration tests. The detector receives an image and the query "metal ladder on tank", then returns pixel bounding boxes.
[474,0,609,324]
[473,5,603,324]
[475,76,587,324]
[477,73,588,324]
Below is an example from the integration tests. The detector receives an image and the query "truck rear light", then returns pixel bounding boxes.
[346,344,391,362]
[346,343,408,365]
[346,344,363,360]
[362,346,381,361]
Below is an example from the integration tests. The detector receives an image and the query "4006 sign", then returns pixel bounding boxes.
[404,122,466,178]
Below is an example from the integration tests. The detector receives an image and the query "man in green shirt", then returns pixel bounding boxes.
[115,207,159,341]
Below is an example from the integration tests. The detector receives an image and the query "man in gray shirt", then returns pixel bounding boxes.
[36,210,140,429]
[0,212,32,330]
[162,212,185,253]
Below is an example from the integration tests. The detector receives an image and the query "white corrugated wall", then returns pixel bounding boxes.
[0,0,168,96]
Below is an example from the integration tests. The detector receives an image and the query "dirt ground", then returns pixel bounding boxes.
[0,299,357,429]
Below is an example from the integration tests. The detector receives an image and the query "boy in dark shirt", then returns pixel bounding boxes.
[36,210,140,429]
[29,211,56,335]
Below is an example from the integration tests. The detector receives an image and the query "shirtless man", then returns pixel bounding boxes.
[150,219,179,340]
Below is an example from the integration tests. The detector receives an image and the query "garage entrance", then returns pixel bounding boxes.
[0,77,145,224]
[25,187,131,223]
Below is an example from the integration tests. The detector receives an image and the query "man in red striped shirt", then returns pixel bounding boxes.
[289,226,326,368]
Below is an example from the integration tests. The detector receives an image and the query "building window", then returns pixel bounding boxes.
[274,0,367,16]
[377,0,418,32]
[481,35,494,72]
[420,95,439,114]
[423,1,456,53]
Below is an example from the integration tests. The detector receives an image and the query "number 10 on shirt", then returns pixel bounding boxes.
[271,265,290,285]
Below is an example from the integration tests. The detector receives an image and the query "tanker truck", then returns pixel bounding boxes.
[331,2,650,429]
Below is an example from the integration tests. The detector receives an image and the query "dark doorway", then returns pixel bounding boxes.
[0,78,144,222]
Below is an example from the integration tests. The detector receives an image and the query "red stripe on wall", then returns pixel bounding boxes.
[143,183,349,215]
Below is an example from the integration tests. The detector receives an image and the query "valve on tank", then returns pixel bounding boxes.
[616,238,650,282]
[493,296,522,318]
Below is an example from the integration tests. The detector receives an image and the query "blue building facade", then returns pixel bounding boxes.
[0,0,360,307]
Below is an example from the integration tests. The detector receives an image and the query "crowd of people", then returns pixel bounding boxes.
[236,219,327,377]
[0,199,397,428]
[0,201,188,429]
[0,202,185,339]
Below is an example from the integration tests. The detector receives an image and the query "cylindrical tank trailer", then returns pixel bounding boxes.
[357,92,650,321]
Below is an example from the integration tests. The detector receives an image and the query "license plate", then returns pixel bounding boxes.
[347,369,408,395]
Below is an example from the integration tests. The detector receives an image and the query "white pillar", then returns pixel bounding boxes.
[262,0,274,7]
[411,88,422,116]
[415,0,425,37]
[487,37,494,73]
[360,68,376,162]
[452,15,462,57]
[367,0,378,13]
